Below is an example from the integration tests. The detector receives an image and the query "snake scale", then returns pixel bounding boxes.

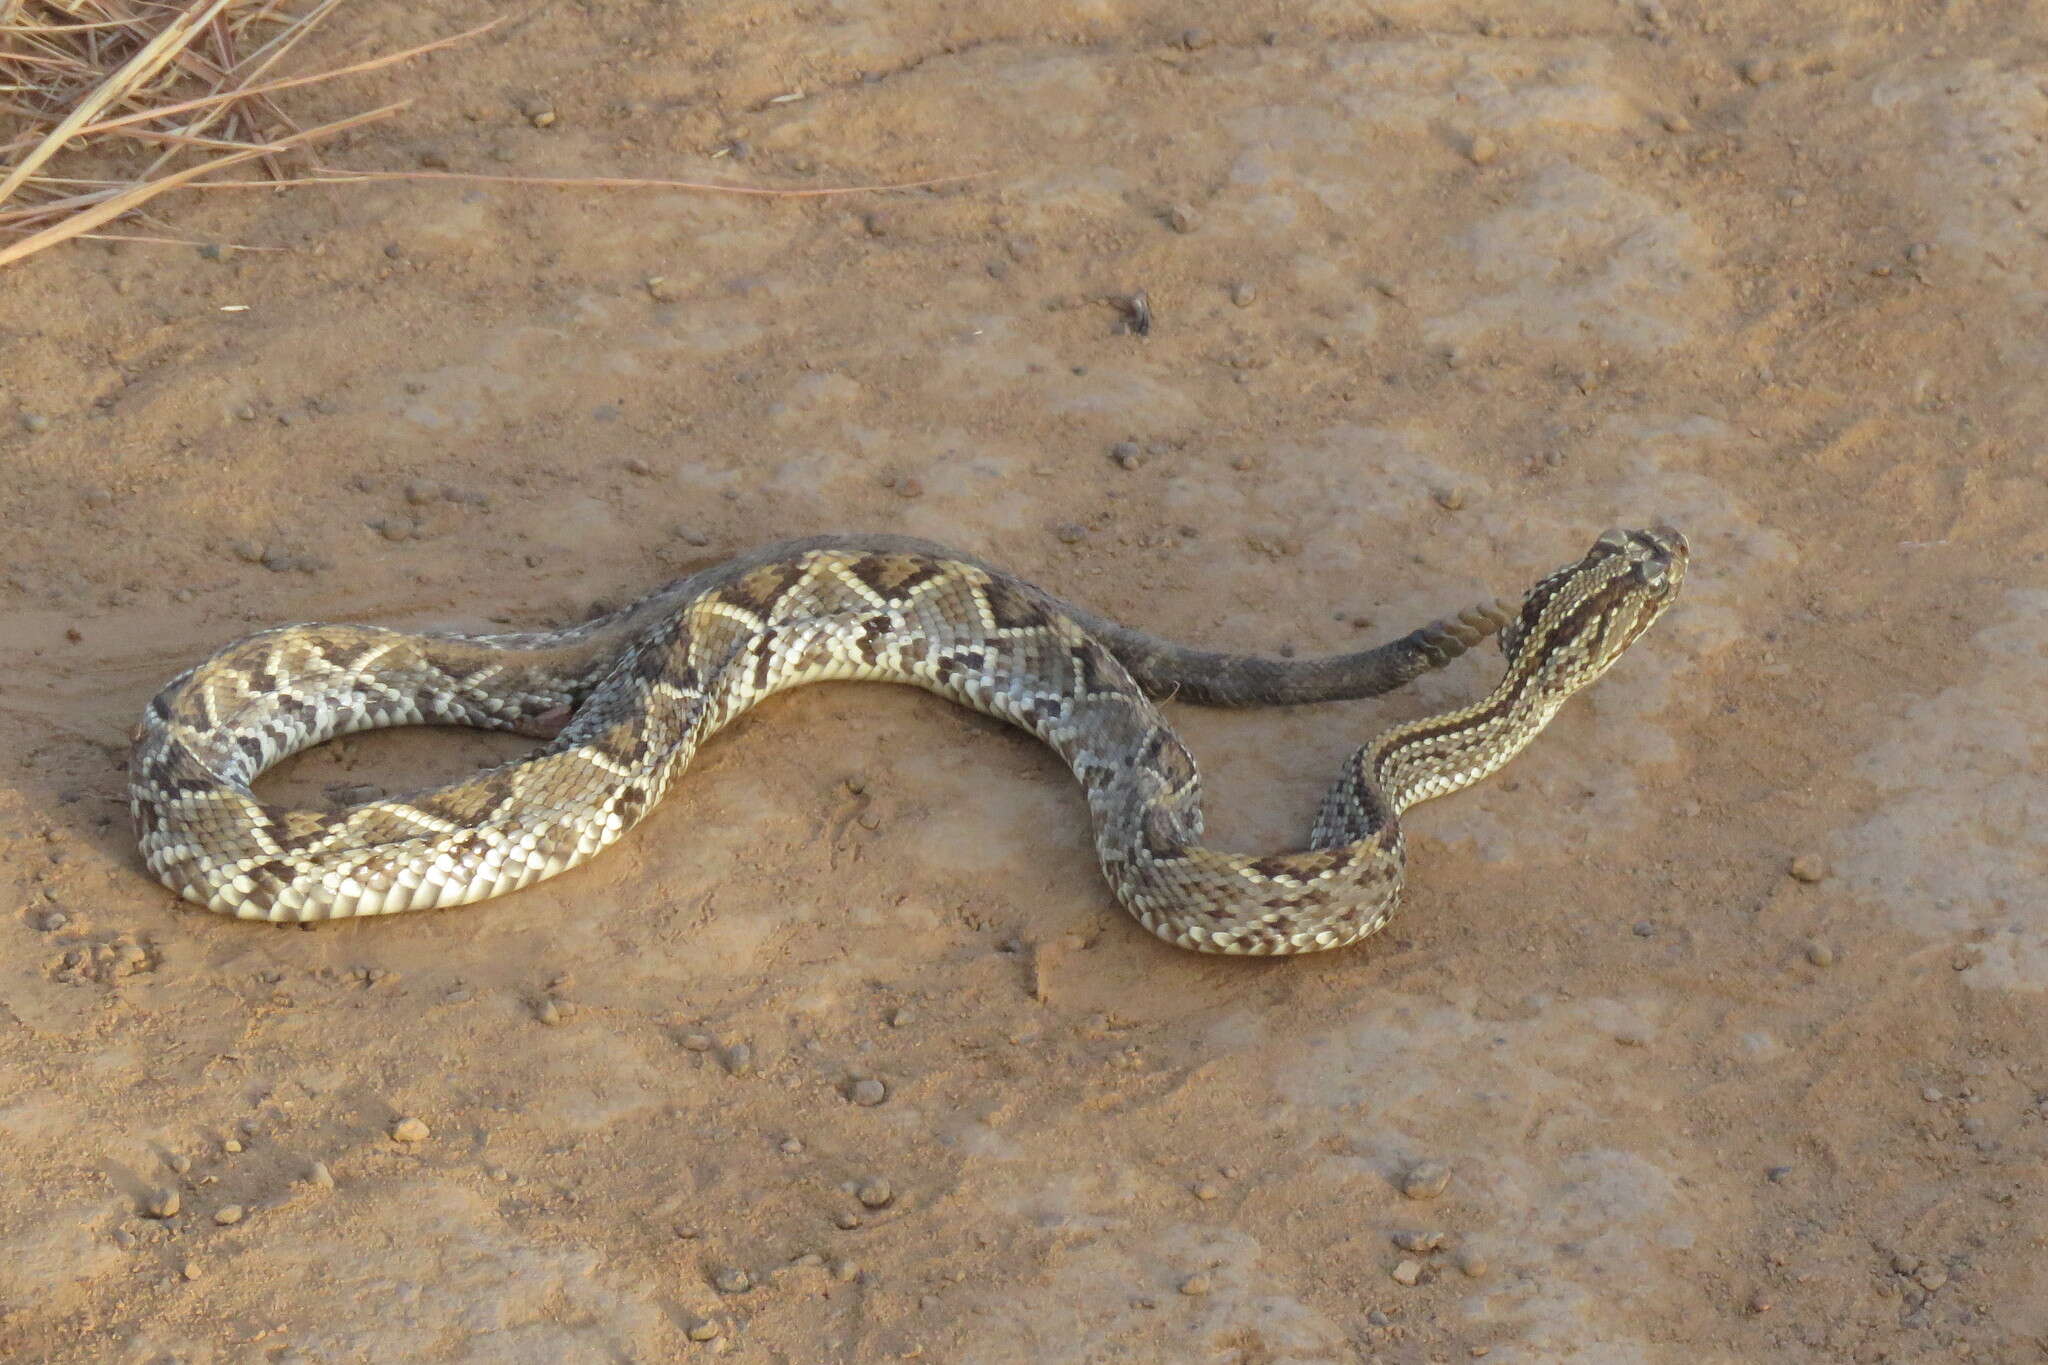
[129,527,1685,954]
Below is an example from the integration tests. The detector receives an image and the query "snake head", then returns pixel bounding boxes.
[1498,525,1687,684]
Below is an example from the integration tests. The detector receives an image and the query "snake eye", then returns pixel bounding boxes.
[1632,557,1667,588]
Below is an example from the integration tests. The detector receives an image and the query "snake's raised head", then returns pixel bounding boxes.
[1498,525,1687,692]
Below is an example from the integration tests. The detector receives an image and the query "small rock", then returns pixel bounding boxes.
[1179,27,1213,50]
[721,1042,754,1076]
[1632,921,1656,937]
[681,1032,714,1051]
[687,1318,721,1342]
[1402,1161,1452,1200]
[39,911,68,931]
[1193,1182,1221,1201]
[390,1117,430,1144]
[857,1179,894,1208]
[1393,1229,1444,1253]
[1914,1265,1948,1291]
[214,1204,244,1226]
[1739,56,1777,84]
[1054,523,1088,545]
[848,1077,888,1107]
[182,1259,203,1281]
[1110,440,1144,469]
[1179,1273,1212,1296]
[534,998,563,1026]
[1921,1086,1944,1103]
[1767,1165,1795,1183]
[1747,1291,1772,1314]
[834,1210,863,1230]
[146,1188,181,1219]
[1391,1259,1424,1286]
[308,1161,335,1189]
[1456,1249,1490,1278]
[20,412,50,433]
[888,1008,914,1028]
[1230,282,1257,307]
[1805,941,1835,967]
[1467,135,1499,166]
[1661,113,1692,133]
[780,1137,804,1155]
[1166,204,1200,234]
[1433,486,1469,511]
[1788,854,1829,883]
[714,1267,752,1294]
[223,1138,243,1154]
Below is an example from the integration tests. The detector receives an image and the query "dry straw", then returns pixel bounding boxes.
[0,1,974,269]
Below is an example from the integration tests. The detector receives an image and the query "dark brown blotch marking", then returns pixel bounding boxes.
[847,553,945,601]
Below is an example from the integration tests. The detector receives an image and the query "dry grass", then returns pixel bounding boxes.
[0,1,979,270]
[0,0,483,265]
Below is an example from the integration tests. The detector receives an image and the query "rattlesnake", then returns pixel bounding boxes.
[129,527,1685,954]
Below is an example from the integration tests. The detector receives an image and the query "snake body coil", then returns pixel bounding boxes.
[130,528,1685,954]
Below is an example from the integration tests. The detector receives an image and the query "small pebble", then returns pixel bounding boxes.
[1767,1165,1795,1183]
[1467,135,1499,166]
[1391,1259,1424,1286]
[1661,113,1692,133]
[834,1210,863,1230]
[857,1179,894,1208]
[1230,282,1257,307]
[1054,523,1088,545]
[1739,56,1776,84]
[1433,486,1469,511]
[214,1205,244,1226]
[721,1043,754,1076]
[390,1117,430,1143]
[1805,942,1835,967]
[1110,440,1144,469]
[1914,1265,1948,1291]
[182,1260,202,1281]
[1632,921,1656,937]
[308,1162,335,1189]
[39,911,68,931]
[1747,1291,1772,1314]
[20,412,50,433]
[534,999,563,1026]
[1402,1161,1452,1200]
[1179,27,1213,50]
[1456,1249,1490,1278]
[714,1267,752,1294]
[779,1137,804,1155]
[1393,1229,1444,1253]
[1788,855,1829,883]
[1166,204,1200,234]
[223,1138,243,1154]
[146,1188,181,1219]
[848,1078,889,1107]
[687,1319,721,1342]
[1178,1273,1212,1296]
[1193,1182,1221,1201]
[681,1032,714,1051]
[1921,1086,1944,1103]
[887,1008,914,1028]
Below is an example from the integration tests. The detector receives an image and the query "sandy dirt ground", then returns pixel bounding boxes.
[4,0,2046,1361]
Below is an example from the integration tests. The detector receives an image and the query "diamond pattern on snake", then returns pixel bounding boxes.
[130,527,1686,955]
